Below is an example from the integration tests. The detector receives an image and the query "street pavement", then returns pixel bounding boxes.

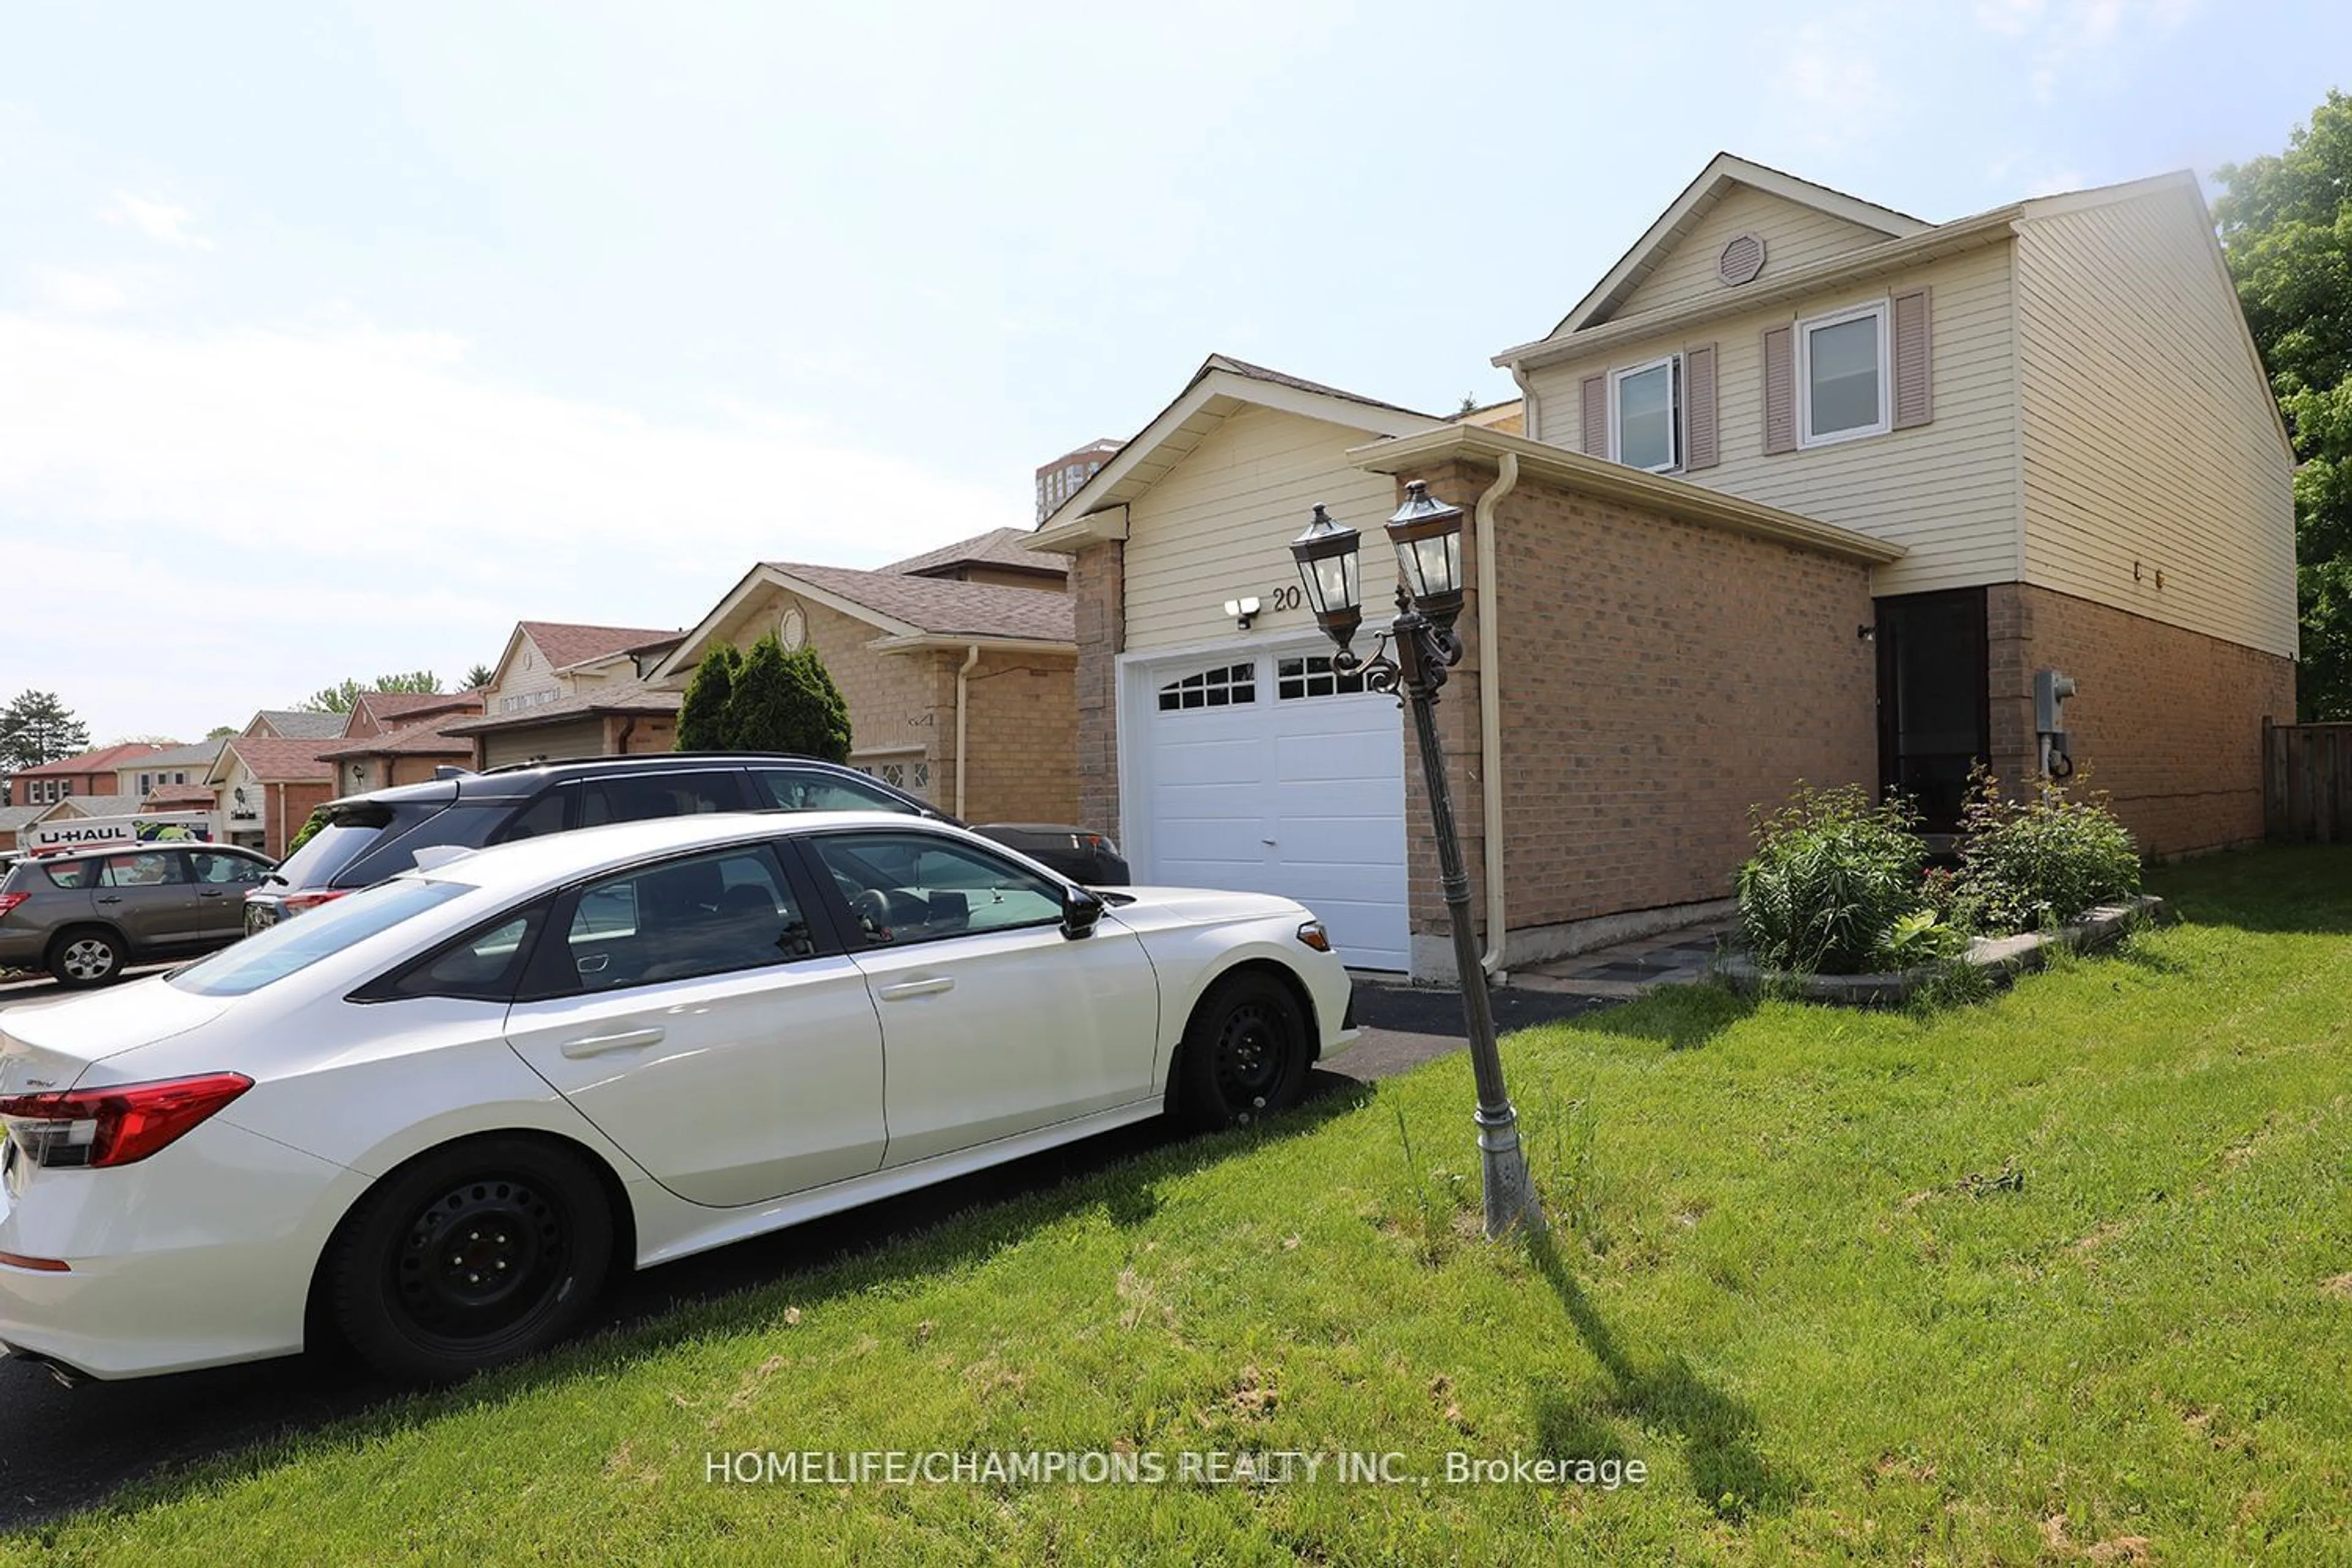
[0,971,1612,1526]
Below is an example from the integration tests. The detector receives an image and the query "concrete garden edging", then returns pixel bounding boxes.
[1717,894,2170,1005]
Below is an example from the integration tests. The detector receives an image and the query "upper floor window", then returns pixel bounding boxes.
[1798,301,1889,447]
[1610,354,1681,472]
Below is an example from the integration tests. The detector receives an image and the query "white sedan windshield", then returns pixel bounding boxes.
[170,880,474,997]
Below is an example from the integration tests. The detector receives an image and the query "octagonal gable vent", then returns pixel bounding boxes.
[1718,232,1766,287]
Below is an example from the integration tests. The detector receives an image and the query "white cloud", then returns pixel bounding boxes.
[0,313,1023,739]
[1976,0,2202,101]
[24,265,139,314]
[100,191,215,251]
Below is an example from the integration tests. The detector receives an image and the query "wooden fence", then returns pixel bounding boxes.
[2263,719,2352,842]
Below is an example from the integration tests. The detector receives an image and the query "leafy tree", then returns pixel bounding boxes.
[296,671,445,714]
[674,644,744,750]
[720,635,851,761]
[2216,89,2352,719]
[205,725,237,741]
[462,663,497,691]
[0,691,92,772]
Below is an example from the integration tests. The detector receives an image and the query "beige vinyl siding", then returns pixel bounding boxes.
[1122,406,1403,652]
[1612,185,1899,321]
[2013,186,2299,657]
[1528,242,2021,597]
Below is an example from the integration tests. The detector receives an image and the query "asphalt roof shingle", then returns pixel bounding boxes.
[881,527,1069,580]
[768,563,1074,643]
[317,717,480,760]
[249,710,349,740]
[14,743,175,777]
[521,621,682,671]
[222,737,336,783]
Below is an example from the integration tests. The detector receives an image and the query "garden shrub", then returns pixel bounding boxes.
[1736,783,1948,974]
[1955,771,2141,933]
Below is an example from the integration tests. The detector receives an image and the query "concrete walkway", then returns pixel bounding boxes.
[1509,916,1740,999]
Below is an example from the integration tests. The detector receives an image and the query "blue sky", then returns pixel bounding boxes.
[2,0,2344,742]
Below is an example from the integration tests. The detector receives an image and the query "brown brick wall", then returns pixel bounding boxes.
[960,652,1079,824]
[1069,541,1125,840]
[1415,462,1879,940]
[267,782,335,859]
[1986,582,2294,855]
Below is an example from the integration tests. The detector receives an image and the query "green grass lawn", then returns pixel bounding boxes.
[13,846,2351,1564]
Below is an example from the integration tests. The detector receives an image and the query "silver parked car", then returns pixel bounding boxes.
[0,843,276,987]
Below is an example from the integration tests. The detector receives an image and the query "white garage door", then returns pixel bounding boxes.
[1132,647,1409,971]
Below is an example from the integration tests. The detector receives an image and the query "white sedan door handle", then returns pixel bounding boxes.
[560,1026,666,1059]
[876,978,954,1001]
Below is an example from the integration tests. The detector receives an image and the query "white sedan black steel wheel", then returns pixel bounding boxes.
[329,1137,613,1383]
[1176,971,1310,1131]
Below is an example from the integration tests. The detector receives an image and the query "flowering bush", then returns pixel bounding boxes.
[1736,785,1955,974]
[1954,771,2141,933]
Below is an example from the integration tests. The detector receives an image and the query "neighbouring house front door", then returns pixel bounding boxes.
[1875,588,1989,835]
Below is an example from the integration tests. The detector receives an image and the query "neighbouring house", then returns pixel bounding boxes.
[6,743,173,809]
[206,737,336,858]
[317,692,488,796]
[1033,158,2295,979]
[243,710,348,742]
[443,621,686,769]
[115,739,228,803]
[638,531,1077,824]
[0,805,45,854]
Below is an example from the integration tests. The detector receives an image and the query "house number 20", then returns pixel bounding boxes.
[1265,585,1303,612]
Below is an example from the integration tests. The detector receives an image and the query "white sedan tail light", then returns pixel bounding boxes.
[0,1074,254,1169]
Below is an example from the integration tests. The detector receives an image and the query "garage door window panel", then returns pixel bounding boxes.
[1276,655,1369,701]
[1156,662,1257,712]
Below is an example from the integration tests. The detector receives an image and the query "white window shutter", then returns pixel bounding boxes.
[1892,287,1933,429]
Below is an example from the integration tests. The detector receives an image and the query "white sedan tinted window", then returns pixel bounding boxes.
[812,834,1062,946]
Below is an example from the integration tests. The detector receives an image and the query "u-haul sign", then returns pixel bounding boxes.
[21,813,219,856]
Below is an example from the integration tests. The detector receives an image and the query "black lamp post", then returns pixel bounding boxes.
[1291,481,1544,1240]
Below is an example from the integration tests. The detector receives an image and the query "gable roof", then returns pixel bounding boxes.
[246,710,348,741]
[315,716,479,761]
[47,793,138,818]
[143,783,218,807]
[15,743,174,777]
[0,805,48,832]
[882,527,1069,580]
[647,562,1076,687]
[1030,353,1446,552]
[519,620,682,673]
[209,736,335,785]
[1545,153,1928,341]
[766,564,1074,642]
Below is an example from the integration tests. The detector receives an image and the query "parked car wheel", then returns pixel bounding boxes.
[1176,971,1310,1131]
[328,1137,613,1383]
[48,927,125,989]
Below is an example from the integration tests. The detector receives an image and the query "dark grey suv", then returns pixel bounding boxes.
[0,844,277,987]
[246,752,1128,932]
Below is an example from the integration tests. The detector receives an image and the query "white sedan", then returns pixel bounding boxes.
[0,812,1354,1382]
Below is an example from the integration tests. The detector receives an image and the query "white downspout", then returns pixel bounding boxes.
[954,643,980,818]
[1476,451,1520,978]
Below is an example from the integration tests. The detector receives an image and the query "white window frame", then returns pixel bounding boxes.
[1607,352,1683,473]
[1795,299,1891,449]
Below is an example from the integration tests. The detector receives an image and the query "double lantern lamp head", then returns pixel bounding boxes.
[1287,480,1468,656]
